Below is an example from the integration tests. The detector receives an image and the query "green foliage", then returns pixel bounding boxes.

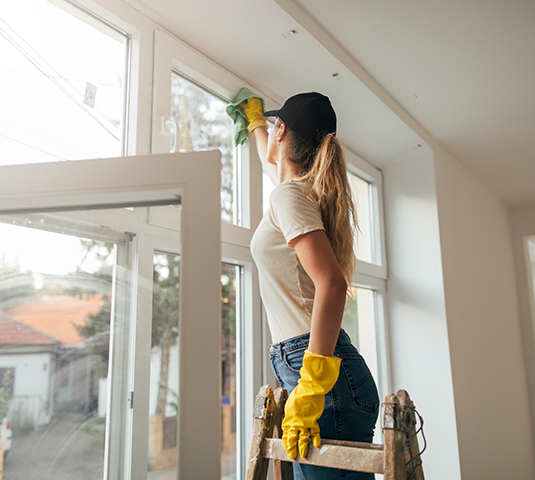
[171,73,236,223]
[341,289,360,349]
[152,253,180,348]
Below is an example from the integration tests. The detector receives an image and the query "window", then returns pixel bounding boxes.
[0,213,125,479]
[0,0,129,165]
[0,1,390,476]
[345,149,390,420]
[170,73,241,224]
[349,173,374,264]
[153,29,264,478]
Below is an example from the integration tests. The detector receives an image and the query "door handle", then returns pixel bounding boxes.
[160,116,180,153]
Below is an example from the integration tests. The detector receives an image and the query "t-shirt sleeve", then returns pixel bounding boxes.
[270,182,325,247]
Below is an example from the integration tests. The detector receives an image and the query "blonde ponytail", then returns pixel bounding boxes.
[298,134,357,285]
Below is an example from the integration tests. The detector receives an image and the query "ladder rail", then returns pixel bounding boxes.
[246,385,425,480]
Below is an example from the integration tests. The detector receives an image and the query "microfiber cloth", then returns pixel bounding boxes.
[226,87,265,147]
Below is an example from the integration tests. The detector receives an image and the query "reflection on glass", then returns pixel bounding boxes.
[148,252,180,475]
[0,220,114,479]
[170,73,240,225]
[221,264,240,480]
[0,0,128,165]
[349,173,373,264]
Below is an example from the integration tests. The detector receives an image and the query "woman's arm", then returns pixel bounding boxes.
[252,126,279,185]
[292,230,347,356]
[239,97,279,185]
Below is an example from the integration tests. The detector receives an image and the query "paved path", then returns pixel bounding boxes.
[4,414,237,480]
[3,413,104,480]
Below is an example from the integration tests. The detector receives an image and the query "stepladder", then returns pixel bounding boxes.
[245,385,425,480]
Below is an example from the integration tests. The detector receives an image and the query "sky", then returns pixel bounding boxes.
[0,221,110,276]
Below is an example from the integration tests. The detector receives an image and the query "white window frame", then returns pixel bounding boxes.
[345,149,392,400]
[152,29,268,475]
[346,149,388,280]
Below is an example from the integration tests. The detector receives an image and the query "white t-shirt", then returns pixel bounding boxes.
[251,180,325,343]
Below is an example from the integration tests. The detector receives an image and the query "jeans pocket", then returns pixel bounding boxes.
[340,355,380,414]
[282,346,306,375]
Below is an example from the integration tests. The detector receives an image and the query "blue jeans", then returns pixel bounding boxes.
[269,329,380,480]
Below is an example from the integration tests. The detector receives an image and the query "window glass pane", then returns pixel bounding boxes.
[221,263,240,480]
[0,218,117,479]
[0,0,128,165]
[348,173,373,264]
[342,287,378,383]
[342,286,380,442]
[170,73,240,225]
[262,169,276,215]
[148,252,180,475]
[146,258,241,479]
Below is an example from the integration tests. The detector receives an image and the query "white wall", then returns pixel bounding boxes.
[0,352,52,428]
[508,204,535,459]
[434,149,535,479]
[383,153,461,480]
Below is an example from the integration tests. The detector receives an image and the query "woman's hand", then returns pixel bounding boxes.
[281,350,341,459]
[239,97,267,133]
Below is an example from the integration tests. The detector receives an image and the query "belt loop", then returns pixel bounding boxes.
[278,342,283,359]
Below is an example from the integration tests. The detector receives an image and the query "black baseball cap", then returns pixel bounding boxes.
[263,92,337,149]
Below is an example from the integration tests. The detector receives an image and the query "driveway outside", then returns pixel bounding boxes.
[3,413,104,480]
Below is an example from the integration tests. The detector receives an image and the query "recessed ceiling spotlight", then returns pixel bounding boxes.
[282,29,297,39]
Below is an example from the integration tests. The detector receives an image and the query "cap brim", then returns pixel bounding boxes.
[263,109,280,118]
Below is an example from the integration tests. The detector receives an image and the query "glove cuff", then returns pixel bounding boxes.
[299,350,341,394]
[247,118,268,133]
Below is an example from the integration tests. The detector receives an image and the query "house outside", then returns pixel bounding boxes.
[0,295,105,431]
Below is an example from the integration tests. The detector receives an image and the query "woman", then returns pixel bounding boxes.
[241,92,379,479]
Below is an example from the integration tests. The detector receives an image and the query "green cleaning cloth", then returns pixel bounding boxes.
[226,87,265,147]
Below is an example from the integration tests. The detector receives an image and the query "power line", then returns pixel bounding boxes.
[0,133,65,161]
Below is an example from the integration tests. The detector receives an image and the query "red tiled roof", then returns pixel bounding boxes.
[6,294,104,345]
[0,313,59,346]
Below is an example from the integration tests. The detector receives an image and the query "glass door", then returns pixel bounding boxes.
[0,151,223,480]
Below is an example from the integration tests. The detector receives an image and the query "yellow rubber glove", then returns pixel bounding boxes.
[281,350,341,459]
[239,97,268,133]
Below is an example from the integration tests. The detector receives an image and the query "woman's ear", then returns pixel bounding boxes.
[276,122,287,143]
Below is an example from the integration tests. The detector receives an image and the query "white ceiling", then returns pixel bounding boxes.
[136,0,535,207]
